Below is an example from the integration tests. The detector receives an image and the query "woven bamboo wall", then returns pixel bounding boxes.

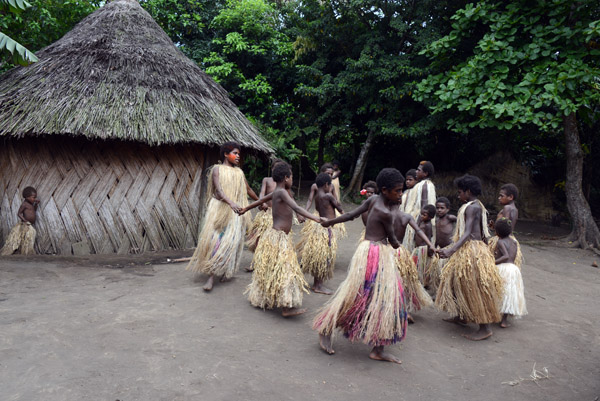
[0,137,215,255]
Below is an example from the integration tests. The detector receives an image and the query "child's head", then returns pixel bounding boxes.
[455,174,482,202]
[495,217,512,238]
[362,181,378,198]
[273,162,293,188]
[499,183,519,205]
[436,197,451,217]
[22,186,37,202]
[271,158,286,173]
[220,141,241,165]
[331,160,340,170]
[320,163,334,177]
[316,172,332,190]
[376,168,404,204]
[420,204,436,222]
[405,169,417,189]
[417,161,434,180]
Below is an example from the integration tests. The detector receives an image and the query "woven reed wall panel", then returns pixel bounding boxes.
[0,137,208,254]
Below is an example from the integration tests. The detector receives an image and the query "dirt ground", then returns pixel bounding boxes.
[1,205,599,401]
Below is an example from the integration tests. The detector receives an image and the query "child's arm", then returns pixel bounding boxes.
[448,214,457,223]
[328,194,344,214]
[212,166,241,212]
[304,184,317,210]
[17,203,27,223]
[438,204,478,258]
[332,170,341,180]
[407,216,435,249]
[281,191,323,223]
[322,196,374,227]
[238,193,274,215]
[494,240,510,264]
[420,183,429,209]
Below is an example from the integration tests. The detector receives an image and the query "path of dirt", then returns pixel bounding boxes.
[1,207,599,400]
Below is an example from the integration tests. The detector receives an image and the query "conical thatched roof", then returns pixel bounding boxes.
[0,0,273,152]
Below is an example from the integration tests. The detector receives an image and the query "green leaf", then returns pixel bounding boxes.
[0,32,38,65]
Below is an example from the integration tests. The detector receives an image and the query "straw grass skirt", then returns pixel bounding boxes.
[497,262,527,317]
[313,241,408,346]
[246,228,309,309]
[488,235,523,268]
[246,208,273,252]
[396,246,432,313]
[298,222,338,281]
[411,245,431,287]
[425,253,447,295]
[0,222,36,255]
[435,240,503,324]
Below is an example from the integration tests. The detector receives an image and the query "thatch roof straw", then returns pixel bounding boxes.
[0,0,273,152]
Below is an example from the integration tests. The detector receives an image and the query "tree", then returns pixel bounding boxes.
[416,0,600,250]
[0,0,38,65]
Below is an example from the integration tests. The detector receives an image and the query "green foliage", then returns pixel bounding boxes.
[0,0,38,65]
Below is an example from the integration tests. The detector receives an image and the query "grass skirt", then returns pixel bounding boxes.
[313,241,408,346]
[488,235,523,268]
[0,222,36,255]
[425,253,447,296]
[396,246,433,313]
[497,263,528,317]
[245,209,273,252]
[435,240,503,324]
[298,222,338,281]
[411,245,431,287]
[246,228,309,309]
[186,197,247,278]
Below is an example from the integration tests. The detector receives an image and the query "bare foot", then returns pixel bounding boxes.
[443,316,467,326]
[319,334,335,355]
[369,346,401,364]
[500,314,511,328]
[463,324,493,341]
[312,283,333,295]
[407,314,415,324]
[244,266,254,272]
[281,307,307,317]
[220,275,232,282]
[202,275,214,291]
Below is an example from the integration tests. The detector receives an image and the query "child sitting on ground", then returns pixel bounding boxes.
[494,218,528,328]
[239,163,325,317]
[313,168,407,364]
[412,204,436,287]
[1,187,39,255]
[298,173,344,295]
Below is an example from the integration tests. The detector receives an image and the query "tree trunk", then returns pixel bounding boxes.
[563,112,600,250]
[343,131,374,200]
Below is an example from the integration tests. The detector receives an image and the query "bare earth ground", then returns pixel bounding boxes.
[1,202,599,401]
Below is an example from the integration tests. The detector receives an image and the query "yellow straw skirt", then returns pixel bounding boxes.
[298,222,338,281]
[245,208,273,252]
[313,241,408,346]
[396,246,433,313]
[488,235,523,268]
[246,228,309,309]
[411,245,431,287]
[425,253,447,296]
[0,222,36,255]
[435,240,503,324]
[186,197,247,278]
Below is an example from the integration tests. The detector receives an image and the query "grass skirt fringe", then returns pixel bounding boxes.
[0,222,36,255]
[435,240,503,324]
[313,241,408,346]
[298,223,338,281]
[245,209,273,252]
[246,228,309,309]
[411,245,431,287]
[488,235,523,268]
[497,263,528,317]
[396,246,433,313]
[425,253,447,296]
[186,197,247,278]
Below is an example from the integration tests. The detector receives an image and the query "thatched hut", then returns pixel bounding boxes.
[0,0,272,255]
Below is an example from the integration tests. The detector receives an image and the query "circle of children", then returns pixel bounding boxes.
[2,141,527,364]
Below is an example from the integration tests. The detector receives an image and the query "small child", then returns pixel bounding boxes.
[402,163,436,251]
[298,173,344,295]
[239,163,325,317]
[1,187,39,255]
[331,160,342,201]
[489,183,523,267]
[494,218,527,328]
[360,180,378,226]
[400,169,417,213]
[427,197,457,294]
[303,163,346,237]
[313,168,407,364]
[412,204,436,287]
[436,174,503,341]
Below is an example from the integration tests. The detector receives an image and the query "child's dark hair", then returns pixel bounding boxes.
[272,162,292,183]
[376,168,404,191]
[419,161,435,177]
[436,196,451,208]
[320,163,334,173]
[219,141,241,160]
[422,204,436,218]
[455,174,482,196]
[501,183,519,200]
[495,217,512,238]
[316,172,332,188]
[271,158,285,173]
[22,186,37,198]
[362,180,378,192]
[331,160,340,167]
[405,169,417,179]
